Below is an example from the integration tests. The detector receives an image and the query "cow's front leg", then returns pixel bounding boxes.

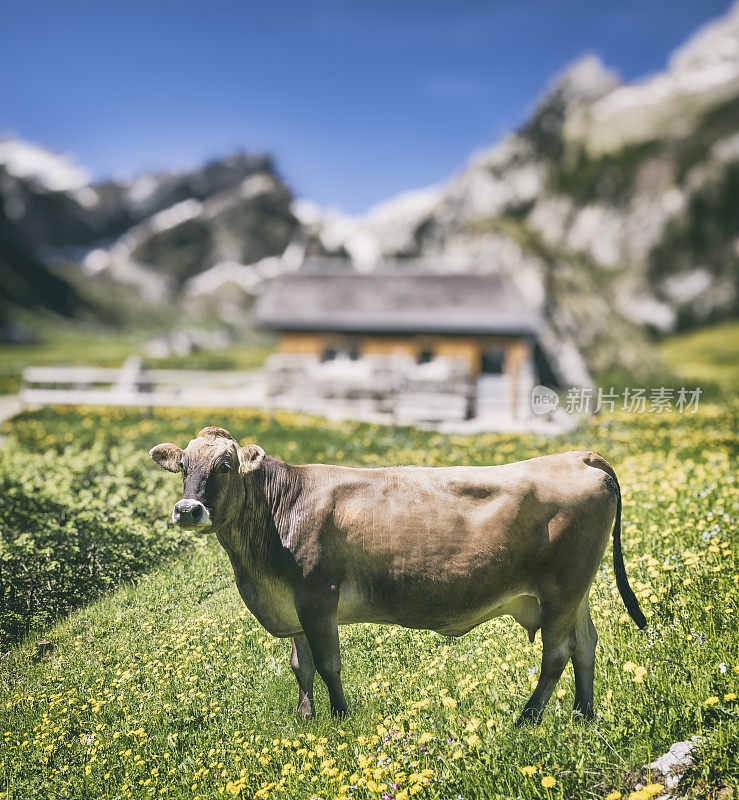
[290,634,316,720]
[294,582,348,717]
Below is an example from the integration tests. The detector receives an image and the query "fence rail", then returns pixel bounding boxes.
[20,359,266,408]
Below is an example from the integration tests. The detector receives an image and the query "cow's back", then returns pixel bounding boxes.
[290,451,615,631]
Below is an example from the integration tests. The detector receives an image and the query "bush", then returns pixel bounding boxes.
[0,442,191,650]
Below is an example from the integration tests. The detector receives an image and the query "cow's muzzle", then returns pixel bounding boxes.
[172,499,212,529]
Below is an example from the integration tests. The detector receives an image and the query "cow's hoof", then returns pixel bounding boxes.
[514,708,541,727]
[330,707,348,720]
[296,700,315,721]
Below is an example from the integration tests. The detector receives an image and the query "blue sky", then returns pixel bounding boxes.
[0,0,732,213]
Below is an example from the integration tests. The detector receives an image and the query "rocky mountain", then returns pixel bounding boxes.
[0,141,297,321]
[1,3,737,374]
[291,3,739,374]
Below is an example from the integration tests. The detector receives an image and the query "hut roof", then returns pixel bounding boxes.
[255,270,541,337]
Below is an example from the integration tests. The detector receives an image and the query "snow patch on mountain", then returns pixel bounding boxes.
[295,185,442,269]
[670,1,739,78]
[184,260,263,297]
[0,139,91,193]
[0,138,99,209]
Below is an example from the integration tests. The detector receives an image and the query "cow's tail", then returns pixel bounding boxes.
[587,455,647,629]
[611,486,647,629]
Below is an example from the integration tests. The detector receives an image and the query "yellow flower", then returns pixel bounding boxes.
[724,693,736,701]
[605,792,622,800]
[442,696,457,709]
[633,666,647,683]
[465,734,480,747]
[541,775,556,788]
[705,696,720,705]
[521,766,537,776]
[627,785,666,800]
[452,750,464,760]
[417,732,433,745]
[623,661,637,673]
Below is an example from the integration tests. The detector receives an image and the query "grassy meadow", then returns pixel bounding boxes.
[0,325,737,800]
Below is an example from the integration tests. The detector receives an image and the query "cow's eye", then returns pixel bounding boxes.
[220,462,231,473]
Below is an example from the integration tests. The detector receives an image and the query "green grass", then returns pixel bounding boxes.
[0,442,193,650]
[0,331,272,394]
[548,141,661,206]
[660,322,739,391]
[0,394,737,800]
[0,322,736,799]
[0,332,139,394]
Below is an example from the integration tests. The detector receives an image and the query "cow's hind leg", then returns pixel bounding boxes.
[516,604,576,725]
[571,597,598,719]
[290,634,316,720]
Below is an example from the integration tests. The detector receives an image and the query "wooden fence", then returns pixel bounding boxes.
[20,359,265,408]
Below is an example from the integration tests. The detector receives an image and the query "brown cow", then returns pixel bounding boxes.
[150,426,645,723]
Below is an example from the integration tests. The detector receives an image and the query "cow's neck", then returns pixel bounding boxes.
[221,456,301,578]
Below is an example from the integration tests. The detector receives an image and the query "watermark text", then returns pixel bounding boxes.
[531,385,702,415]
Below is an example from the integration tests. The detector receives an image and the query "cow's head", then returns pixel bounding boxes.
[149,426,265,531]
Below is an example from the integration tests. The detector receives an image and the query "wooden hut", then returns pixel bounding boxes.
[255,267,561,420]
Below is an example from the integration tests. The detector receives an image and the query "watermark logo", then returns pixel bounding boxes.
[531,385,702,415]
[531,385,560,415]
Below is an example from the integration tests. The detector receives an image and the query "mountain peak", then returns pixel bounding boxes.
[564,3,739,153]
[0,138,91,193]
[670,0,739,76]
[545,54,621,109]
[523,55,620,147]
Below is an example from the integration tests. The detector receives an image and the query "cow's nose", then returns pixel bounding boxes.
[172,499,211,528]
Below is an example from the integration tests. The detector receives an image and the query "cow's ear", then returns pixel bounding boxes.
[149,443,183,472]
[238,444,265,474]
